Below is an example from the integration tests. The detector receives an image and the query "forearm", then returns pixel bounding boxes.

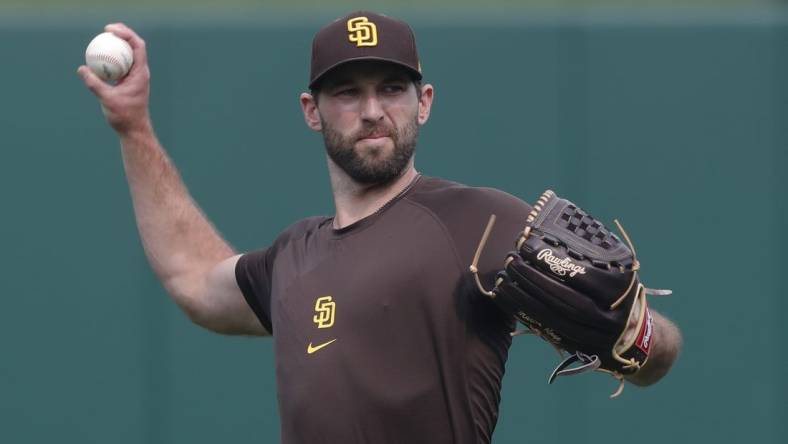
[78,24,263,335]
[119,124,235,305]
[626,309,682,386]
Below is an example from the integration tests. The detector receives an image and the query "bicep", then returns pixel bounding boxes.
[200,254,270,336]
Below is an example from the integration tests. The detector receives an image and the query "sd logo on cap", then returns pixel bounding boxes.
[309,11,422,89]
[347,17,378,47]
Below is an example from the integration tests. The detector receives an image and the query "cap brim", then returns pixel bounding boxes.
[309,56,422,89]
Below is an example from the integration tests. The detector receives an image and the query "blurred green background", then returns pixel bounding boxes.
[1,1,786,443]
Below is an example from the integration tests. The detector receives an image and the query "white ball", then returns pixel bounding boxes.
[85,32,134,81]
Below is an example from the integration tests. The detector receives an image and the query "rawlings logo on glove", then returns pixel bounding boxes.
[469,190,671,398]
[536,249,586,277]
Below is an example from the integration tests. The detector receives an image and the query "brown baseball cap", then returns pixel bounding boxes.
[309,11,422,89]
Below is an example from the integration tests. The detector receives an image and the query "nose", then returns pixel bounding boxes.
[359,93,384,124]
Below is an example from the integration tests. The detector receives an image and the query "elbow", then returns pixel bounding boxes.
[161,273,223,332]
[176,296,241,335]
[160,263,264,336]
[174,289,237,335]
[187,310,234,334]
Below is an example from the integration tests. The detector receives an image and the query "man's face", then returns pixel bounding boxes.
[312,61,422,185]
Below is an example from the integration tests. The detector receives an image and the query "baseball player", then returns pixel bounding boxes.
[78,11,682,444]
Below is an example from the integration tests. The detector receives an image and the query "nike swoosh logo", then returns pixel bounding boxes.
[307,339,337,354]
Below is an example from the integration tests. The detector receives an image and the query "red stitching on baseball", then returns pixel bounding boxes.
[87,53,127,72]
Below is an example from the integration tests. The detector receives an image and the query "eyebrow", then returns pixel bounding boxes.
[381,74,411,83]
[324,72,411,91]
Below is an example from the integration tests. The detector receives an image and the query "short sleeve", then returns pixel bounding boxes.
[408,182,533,291]
[235,248,276,334]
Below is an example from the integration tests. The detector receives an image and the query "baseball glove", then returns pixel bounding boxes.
[470,190,670,398]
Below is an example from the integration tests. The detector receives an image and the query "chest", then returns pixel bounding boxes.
[269,209,468,349]
[275,233,455,334]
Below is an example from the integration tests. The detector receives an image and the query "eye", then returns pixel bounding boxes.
[382,83,406,95]
[333,87,358,98]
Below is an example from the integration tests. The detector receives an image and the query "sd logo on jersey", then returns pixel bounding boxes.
[313,296,336,329]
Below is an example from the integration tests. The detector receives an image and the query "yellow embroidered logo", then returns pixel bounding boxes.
[307,339,337,354]
[347,17,378,47]
[313,296,336,329]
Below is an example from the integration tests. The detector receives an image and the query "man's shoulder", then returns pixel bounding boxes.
[272,215,331,247]
[408,175,532,217]
[404,176,533,259]
[403,176,535,287]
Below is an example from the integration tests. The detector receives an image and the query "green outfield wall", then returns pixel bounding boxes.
[1,14,785,444]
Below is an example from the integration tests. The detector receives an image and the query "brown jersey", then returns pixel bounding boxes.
[235,176,532,444]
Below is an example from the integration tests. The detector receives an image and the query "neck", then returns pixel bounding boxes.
[327,158,419,229]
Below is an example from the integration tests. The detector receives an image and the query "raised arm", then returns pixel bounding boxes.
[78,23,267,336]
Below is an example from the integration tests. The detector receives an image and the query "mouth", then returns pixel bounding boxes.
[358,133,390,141]
[357,127,393,141]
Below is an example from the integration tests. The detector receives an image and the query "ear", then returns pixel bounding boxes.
[300,92,322,131]
[417,83,434,126]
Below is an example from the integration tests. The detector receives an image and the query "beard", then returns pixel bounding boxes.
[321,116,418,185]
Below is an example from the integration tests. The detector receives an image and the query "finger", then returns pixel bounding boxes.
[77,65,111,97]
[104,23,148,70]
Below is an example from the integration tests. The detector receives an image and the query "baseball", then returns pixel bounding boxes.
[85,32,134,81]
